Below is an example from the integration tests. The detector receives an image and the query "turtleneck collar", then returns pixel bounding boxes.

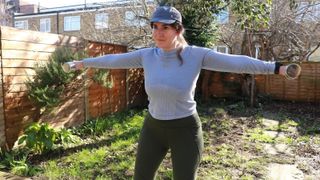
[157,46,187,59]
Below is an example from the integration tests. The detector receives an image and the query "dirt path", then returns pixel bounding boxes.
[262,118,318,179]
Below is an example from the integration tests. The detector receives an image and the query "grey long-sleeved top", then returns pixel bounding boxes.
[83,46,276,120]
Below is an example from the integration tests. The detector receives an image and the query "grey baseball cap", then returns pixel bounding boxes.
[151,6,182,24]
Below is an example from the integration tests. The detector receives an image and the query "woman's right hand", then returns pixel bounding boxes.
[62,61,84,72]
[73,61,84,70]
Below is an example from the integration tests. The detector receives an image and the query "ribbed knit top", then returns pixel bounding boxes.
[83,46,276,120]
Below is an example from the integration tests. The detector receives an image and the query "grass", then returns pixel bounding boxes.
[245,128,276,143]
[37,110,145,179]
[3,98,319,179]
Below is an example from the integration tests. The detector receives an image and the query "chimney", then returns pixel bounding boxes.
[19,4,38,13]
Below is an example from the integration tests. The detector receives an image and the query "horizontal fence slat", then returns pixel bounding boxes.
[2,59,48,68]
[1,26,85,46]
[2,67,35,76]
[1,40,58,52]
[3,75,33,84]
[200,62,320,103]
[4,83,28,93]
[1,49,51,60]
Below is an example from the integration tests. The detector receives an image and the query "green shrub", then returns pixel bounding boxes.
[18,122,77,154]
[92,69,113,88]
[0,123,77,176]
[18,123,58,154]
[26,85,62,109]
[71,116,112,137]
[57,128,79,147]
[26,47,87,110]
[0,150,39,176]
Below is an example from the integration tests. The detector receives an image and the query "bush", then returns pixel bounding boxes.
[18,122,57,154]
[92,69,113,88]
[0,149,39,176]
[0,122,76,176]
[26,47,87,111]
[18,122,76,154]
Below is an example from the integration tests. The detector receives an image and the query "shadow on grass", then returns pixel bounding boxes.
[198,97,320,137]
[30,98,320,168]
[257,100,320,135]
[29,127,141,165]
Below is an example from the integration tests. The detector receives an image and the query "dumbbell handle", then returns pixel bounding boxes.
[284,63,301,80]
[62,62,76,72]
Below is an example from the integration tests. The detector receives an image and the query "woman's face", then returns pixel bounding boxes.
[152,22,180,51]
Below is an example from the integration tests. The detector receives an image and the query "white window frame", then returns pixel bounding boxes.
[40,18,51,32]
[95,13,108,29]
[216,9,229,24]
[213,45,229,54]
[14,20,28,30]
[125,11,135,26]
[316,3,320,16]
[125,10,146,27]
[64,16,80,31]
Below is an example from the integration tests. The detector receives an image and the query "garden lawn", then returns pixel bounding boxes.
[11,99,320,179]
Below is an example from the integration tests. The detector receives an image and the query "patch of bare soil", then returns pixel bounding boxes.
[198,99,320,178]
[242,100,319,178]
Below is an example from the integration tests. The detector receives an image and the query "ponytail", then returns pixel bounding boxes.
[173,22,188,65]
[151,21,188,65]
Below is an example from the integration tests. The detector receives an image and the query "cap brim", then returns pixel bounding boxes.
[151,18,176,24]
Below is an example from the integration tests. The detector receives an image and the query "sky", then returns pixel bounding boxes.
[23,0,112,8]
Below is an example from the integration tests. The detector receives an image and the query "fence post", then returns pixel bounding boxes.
[0,26,7,150]
[125,69,129,109]
[251,43,261,107]
[84,71,89,121]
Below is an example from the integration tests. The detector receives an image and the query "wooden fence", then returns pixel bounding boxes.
[0,26,87,149]
[256,62,320,102]
[199,62,320,102]
[1,26,319,150]
[0,26,146,149]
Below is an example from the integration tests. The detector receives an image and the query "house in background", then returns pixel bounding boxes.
[11,0,232,52]
[0,0,39,26]
[7,0,320,59]
[214,8,230,54]
[12,0,156,49]
[0,0,20,26]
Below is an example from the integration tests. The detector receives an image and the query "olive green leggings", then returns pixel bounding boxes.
[134,112,204,180]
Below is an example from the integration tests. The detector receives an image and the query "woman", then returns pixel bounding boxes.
[68,6,299,180]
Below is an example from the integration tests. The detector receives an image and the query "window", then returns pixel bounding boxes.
[216,9,229,24]
[296,2,320,21]
[125,11,135,26]
[125,10,146,27]
[64,16,80,31]
[213,45,229,54]
[40,18,51,32]
[14,20,28,30]
[95,13,108,29]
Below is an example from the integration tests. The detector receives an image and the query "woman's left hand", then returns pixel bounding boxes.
[279,63,301,80]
